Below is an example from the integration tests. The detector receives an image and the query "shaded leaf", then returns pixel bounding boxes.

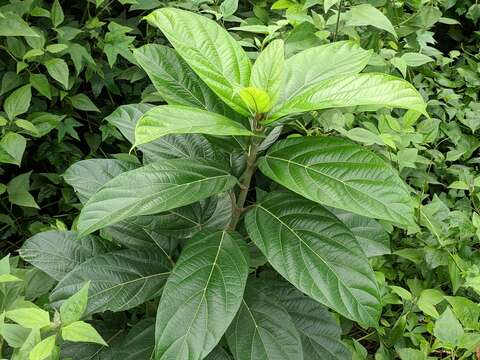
[226,282,303,360]
[155,231,249,359]
[245,192,381,327]
[19,231,112,281]
[77,159,237,236]
[50,249,172,315]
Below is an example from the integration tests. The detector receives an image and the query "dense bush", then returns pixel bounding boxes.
[0,0,479,359]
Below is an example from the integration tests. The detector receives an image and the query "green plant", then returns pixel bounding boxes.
[18,7,433,359]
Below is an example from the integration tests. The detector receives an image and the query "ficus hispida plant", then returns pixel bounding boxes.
[20,7,427,360]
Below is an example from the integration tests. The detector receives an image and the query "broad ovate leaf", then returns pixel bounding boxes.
[102,194,232,253]
[145,8,251,115]
[77,158,237,236]
[134,44,220,109]
[226,281,303,360]
[50,249,171,315]
[272,41,371,118]
[270,280,351,360]
[19,231,111,281]
[105,104,219,162]
[111,318,155,360]
[331,208,390,257]
[245,192,381,327]
[0,132,26,166]
[250,39,284,106]
[134,105,253,147]
[268,73,427,122]
[155,230,249,359]
[64,159,138,203]
[258,136,415,227]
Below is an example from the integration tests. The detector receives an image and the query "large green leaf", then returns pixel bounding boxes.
[134,105,253,147]
[63,159,138,203]
[245,192,381,327]
[226,281,303,360]
[145,8,251,115]
[134,44,229,113]
[258,137,415,227]
[19,231,112,281]
[269,41,370,121]
[65,157,231,254]
[102,194,232,254]
[155,231,249,359]
[330,208,390,257]
[269,280,351,360]
[205,347,232,360]
[250,39,284,106]
[105,104,218,162]
[110,318,155,360]
[77,158,237,236]
[50,249,171,315]
[268,73,427,122]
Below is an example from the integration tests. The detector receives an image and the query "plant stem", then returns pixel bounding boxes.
[228,115,264,229]
[229,137,260,229]
[333,0,344,41]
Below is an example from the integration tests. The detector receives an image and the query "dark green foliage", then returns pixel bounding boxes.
[1,0,479,359]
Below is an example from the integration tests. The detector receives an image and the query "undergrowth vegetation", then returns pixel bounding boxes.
[0,0,479,359]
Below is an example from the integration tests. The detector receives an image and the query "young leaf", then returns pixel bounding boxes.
[134,105,253,147]
[20,231,111,281]
[155,231,249,359]
[250,39,284,106]
[50,249,172,315]
[258,137,415,227]
[60,282,90,325]
[145,8,252,115]
[29,335,56,360]
[77,159,237,236]
[226,282,303,359]
[5,308,50,329]
[4,84,31,120]
[268,73,427,122]
[0,132,26,166]
[245,192,381,327]
[62,321,107,346]
[238,87,273,114]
